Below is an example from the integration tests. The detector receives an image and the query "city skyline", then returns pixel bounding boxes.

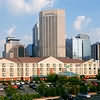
[0,0,100,56]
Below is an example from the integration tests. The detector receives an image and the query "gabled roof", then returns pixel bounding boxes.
[58,58,84,63]
[0,57,84,64]
[5,57,47,63]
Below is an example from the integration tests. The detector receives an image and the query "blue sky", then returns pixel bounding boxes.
[0,0,100,56]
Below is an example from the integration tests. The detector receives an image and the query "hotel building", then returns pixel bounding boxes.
[0,57,99,81]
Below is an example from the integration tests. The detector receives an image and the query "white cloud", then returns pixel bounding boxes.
[21,34,32,46]
[7,0,55,14]
[87,28,100,43]
[7,25,16,36]
[73,16,92,31]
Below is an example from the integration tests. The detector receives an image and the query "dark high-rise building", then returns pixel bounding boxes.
[32,24,39,57]
[25,44,33,57]
[91,42,100,60]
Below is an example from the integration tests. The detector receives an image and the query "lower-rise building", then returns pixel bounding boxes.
[0,56,99,81]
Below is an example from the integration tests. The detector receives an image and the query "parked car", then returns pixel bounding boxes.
[11,82,15,85]
[12,85,18,89]
[18,85,24,90]
[0,87,4,91]
[20,81,25,85]
[16,82,20,85]
[78,93,91,98]
[29,83,37,89]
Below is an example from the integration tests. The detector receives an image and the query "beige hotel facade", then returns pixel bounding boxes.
[0,56,99,81]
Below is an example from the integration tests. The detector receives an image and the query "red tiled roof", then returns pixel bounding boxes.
[5,57,47,63]
[2,57,84,63]
[57,58,84,63]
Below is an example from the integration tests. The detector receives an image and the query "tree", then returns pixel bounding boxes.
[80,85,88,94]
[47,74,58,83]
[37,83,47,96]
[96,72,100,80]
[5,86,18,97]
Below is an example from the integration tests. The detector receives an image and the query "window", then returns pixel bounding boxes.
[17,68,20,71]
[2,63,6,67]
[10,63,14,67]
[2,73,6,77]
[94,67,96,70]
[84,67,87,74]
[40,68,43,75]
[25,72,29,76]
[47,68,49,71]
[40,64,43,67]
[10,73,14,77]
[47,64,50,67]
[64,64,67,67]
[26,64,29,67]
[59,64,62,67]
[53,64,56,67]
[33,64,35,67]
[64,68,67,71]
[94,71,96,74]
[2,68,6,72]
[89,64,91,67]
[17,72,20,76]
[54,68,56,71]
[89,71,91,74]
[89,67,91,70]
[76,64,80,67]
[70,68,72,71]
[84,71,86,74]
[10,68,14,72]
[17,64,20,67]
[25,68,29,71]
[84,64,87,67]
[94,64,96,67]
[70,64,72,67]
[59,68,62,71]
[40,68,42,71]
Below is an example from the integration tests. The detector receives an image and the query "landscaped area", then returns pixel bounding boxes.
[0,73,100,100]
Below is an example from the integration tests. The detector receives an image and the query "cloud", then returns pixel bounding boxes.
[7,0,55,15]
[20,34,32,46]
[73,16,92,31]
[87,28,100,43]
[7,25,16,36]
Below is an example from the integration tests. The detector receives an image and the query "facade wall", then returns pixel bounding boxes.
[72,38,82,60]
[0,57,99,81]
[67,34,91,60]
[91,43,100,60]
[82,60,99,77]
[39,9,66,57]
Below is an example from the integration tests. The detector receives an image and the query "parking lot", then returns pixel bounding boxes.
[18,84,36,94]
[74,94,100,100]
[0,81,38,96]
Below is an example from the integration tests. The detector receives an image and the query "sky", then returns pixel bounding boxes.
[0,0,100,56]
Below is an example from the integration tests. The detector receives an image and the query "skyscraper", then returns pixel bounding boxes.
[25,44,33,57]
[72,37,83,59]
[4,37,25,58]
[76,34,91,60]
[91,42,100,60]
[39,9,66,57]
[66,34,91,60]
[32,24,40,57]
